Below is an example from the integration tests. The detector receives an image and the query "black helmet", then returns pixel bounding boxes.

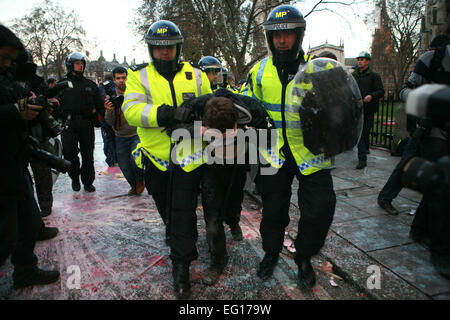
[145,20,184,73]
[221,66,228,84]
[198,56,222,73]
[65,52,86,75]
[263,5,306,66]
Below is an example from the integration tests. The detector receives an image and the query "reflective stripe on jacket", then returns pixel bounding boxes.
[123,62,212,171]
[248,56,330,175]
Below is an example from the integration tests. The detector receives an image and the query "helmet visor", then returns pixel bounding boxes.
[205,67,222,74]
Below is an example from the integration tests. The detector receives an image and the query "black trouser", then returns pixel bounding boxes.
[61,116,95,186]
[143,157,169,223]
[0,172,41,269]
[257,147,336,263]
[357,113,375,161]
[30,140,54,213]
[411,136,450,257]
[378,138,419,202]
[169,165,203,264]
[143,157,202,264]
[201,163,247,262]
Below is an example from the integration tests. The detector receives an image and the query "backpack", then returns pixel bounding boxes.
[428,37,450,85]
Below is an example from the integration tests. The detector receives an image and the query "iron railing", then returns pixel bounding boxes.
[370,91,398,150]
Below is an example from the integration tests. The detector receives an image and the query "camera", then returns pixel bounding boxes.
[400,84,450,196]
[103,80,124,109]
[28,80,73,138]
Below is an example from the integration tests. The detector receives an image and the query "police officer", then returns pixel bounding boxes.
[58,52,104,192]
[122,20,211,299]
[198,56,222,91]
[0,24,60,288]
[246,5,336,290]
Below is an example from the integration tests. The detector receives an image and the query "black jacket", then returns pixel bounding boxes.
[57,73,104,120]
[352,67,385,115]
[0,71,31,200]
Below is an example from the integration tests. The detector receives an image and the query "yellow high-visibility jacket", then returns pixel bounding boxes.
[247,55,330,175]
[122,62,212,172]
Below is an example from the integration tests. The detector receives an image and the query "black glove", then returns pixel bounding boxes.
[157,103,194,127]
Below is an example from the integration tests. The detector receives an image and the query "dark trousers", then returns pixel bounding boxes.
[378,138,419,202]
[0,172,41,268]
[101,121,117,166]
[411,136,450,257]
[201,164,247,261]
[115,135,144,190]
[143,157,168,223]
[257,147,336,262]
[29,140,54,213]
[61,117,95,186]
[357,113,375,161]
[144,158,202,265]
[169,165,203,264]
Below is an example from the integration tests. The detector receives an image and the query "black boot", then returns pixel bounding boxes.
[13,266,60,289]
[173,263,190,299]
[202,255,229,286]
[84,184,96,192]
[257,253,279,280]
[297,257,316,290]
[431,254,450,279]
[37,225,59,241]
[230,224,243,242]
[356,160,367,169]
[72,179,81,191]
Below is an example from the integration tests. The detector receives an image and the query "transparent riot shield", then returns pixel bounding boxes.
[286,58,363,168]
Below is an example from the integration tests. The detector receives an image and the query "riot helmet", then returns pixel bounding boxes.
[198,56,222,74]
[221,66,228,85]
[263,5,306,66]
[65,52,86,76]
[145,20,184,74]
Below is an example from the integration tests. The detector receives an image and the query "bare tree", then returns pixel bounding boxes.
[370,0,426,92]
[132,0,359,82]
[11,0,86,79]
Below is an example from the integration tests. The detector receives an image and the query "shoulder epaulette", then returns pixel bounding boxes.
[189,61,201,69]
[130,63,149,72]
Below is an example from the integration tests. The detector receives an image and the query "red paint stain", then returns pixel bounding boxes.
[92,268,106,279]
[360,293,365,299]
[92,287,98,292]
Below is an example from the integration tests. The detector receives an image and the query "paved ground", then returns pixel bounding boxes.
[0,129,449,300]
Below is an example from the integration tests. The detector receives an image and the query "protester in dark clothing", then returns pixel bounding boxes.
[57,52,104,192]
[0,24,60,289]
[352,51,385,169]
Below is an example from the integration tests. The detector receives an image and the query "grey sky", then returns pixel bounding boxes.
[0,0,374,64]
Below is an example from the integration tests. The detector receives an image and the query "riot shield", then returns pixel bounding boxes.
[286,58,363,167]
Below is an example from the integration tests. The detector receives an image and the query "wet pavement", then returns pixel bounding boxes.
[0,129,449,300]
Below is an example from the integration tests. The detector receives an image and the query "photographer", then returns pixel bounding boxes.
[104,67,144,195]
[0,25,60,288]
[399,27,450,278]
[57,52,104,192]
